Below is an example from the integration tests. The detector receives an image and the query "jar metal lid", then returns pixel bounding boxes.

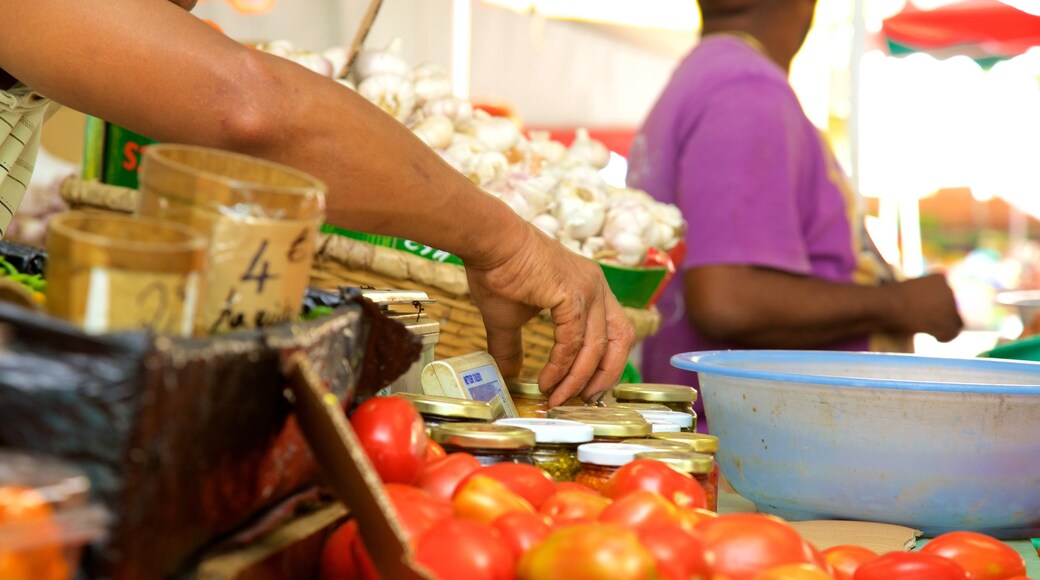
[507,376,546,398]
[649,421,681,433]
[430,423,535,449]
[577,443,654,467]
[650,432,719,453]
[548,408,652,438]
[495,418,594,444]
[634,450,715,474]
[395,393,496,421]
[548,406,643,421]
[609,402,673,412]
[637,410,694,429]
[612,384,697,403]
[621,438,690,451]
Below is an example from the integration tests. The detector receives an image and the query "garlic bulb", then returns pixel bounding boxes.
[291,52,334,77]
[412,115,454,150]
[423,97,473,125]
[351,37,409,83]
[414,76,453,105]
[528,131,568,165]
[444,135,487,167]
[649,203,685,250]
[509,172,555,215]
[464,151,509,186]
[468,117,521,153]
[552,180,606,241]
[258,39,295,57]
[497,189,540,221]
[358,74,416,122]
[603,200,656,267]
[530,213,560,238]
[567,128,611,169]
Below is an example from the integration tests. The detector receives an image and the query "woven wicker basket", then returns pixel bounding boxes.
[60,178,661,376]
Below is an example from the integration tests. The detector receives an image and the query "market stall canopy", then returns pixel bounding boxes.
[881,0,1040,67]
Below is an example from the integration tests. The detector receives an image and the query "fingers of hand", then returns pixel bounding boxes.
[578,300,635,404]
[547,296,608,407]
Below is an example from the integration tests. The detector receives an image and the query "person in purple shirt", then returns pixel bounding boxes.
[627,0,964,432]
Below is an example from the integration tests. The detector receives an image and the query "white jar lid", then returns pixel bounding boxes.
[577,442,655,467]
[649,421,681,433]
[637,410,694,429]
[495,418,595,444]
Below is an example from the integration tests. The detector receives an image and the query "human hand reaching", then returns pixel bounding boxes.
[465,224,635,406]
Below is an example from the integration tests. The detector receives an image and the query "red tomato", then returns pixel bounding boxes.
[919,531,1027,580]
[415,518,515,580]
[517,523,658,580]
[349,396,427,484]
[695,513,816,580]
[539,490,612,525]
[755,563,833,580]
[453,474,535,524]
[599,490,679,531]
[468,463,556,509]
[318,520,378,580]
[383,483,452,545]
[425,440,446,462]
[602,459,707,509]
[676,506,718,533]
[492,511,552,559]
[414,452,481,501]
[821,545,878,580]
[854,552,969,580]
[637,522,712,580]
[555,481,599,495]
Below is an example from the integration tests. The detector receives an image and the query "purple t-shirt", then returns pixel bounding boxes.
[627,35,869,429]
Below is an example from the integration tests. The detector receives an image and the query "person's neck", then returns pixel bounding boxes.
[701,21,798,74]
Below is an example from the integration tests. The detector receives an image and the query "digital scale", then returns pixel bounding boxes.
[420,351,518,418]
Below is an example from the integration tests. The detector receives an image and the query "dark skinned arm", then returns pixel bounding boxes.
[0,0,634,403]
[684,265,963,348]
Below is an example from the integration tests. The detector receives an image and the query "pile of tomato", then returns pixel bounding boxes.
[319,396,1031,580]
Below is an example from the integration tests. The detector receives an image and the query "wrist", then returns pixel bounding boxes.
[451,190,532,270]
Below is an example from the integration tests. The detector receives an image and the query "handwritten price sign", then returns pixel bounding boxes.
[203,216,319,334]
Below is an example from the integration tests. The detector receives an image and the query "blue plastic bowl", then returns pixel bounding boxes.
[672,350,1040,538]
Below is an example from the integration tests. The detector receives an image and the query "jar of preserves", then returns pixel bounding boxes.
[430,423,536,466]
[394,393,496,433]
[634,450,717,512]
[650,432,720,510]
[507,376,550,418]
[547,407,651,442]
[496,418,594,482]
[574,443,654,492]
[637,410,695,433]
[611,384,698,430]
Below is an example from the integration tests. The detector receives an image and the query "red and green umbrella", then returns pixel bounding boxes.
[881,0,1040,68]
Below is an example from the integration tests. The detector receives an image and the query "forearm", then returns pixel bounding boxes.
[683,265,904,348]
[0,0,524,267]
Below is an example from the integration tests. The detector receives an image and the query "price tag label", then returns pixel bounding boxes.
[82,267,199,336]
[203,216,318,334]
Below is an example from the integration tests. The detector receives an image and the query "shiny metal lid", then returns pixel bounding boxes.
[430,423,536,450]
[394,393,495,421]
[634,450,715,474]
[547,407,651,438]
[650,432,719,453]
[611,383,697,403]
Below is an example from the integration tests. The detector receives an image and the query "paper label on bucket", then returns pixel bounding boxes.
[203,217,318,334]
[83,268,199,336]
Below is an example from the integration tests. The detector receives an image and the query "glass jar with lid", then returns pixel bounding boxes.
[394,393,496,433]
[508,376,589,418]
[634,450,717,512]
[496,418,594,482]
[574,442,654,492]
[648,421,681,434]
[637,410,695,433]
[547,407,651,442]
[430,423,536,466]
[611,384,697,430]
[650,432,720,510]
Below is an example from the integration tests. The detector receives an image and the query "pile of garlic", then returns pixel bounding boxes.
[257,39,684,268]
